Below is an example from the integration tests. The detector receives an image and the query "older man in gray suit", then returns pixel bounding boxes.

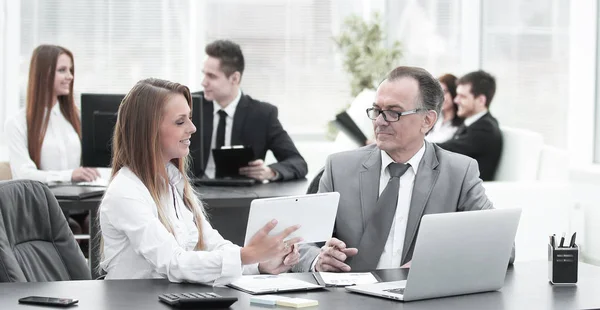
[294,66,514,273]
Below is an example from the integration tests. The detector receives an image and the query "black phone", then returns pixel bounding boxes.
[18,296,79,307]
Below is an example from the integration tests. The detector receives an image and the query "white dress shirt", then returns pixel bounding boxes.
[464,110,488,127]
[4,104,81,183]
[100,163,259,285]
[426,116,458,143]
[376,143,425,269]
[204,89,242,178]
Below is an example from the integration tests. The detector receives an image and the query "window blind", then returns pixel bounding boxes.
[20,0,353,134]
[482,0,570,148]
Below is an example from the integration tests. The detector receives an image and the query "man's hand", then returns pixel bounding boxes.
[315,238,358,272]
[72,167,101,182]
[239,159,276,181]
[258,244,300,274]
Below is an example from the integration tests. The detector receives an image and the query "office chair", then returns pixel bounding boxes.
[306,167,325,194]
[0,180,91,282]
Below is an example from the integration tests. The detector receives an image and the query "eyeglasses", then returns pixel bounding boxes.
[366,107,423,122]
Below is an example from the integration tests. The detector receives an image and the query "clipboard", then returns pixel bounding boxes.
[212,145,255,178]
[335,111,368,146]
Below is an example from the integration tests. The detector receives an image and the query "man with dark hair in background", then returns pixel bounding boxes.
[193,40,307,181]
[438,70,502,181]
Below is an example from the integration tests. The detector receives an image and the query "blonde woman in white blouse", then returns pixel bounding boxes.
[99,78,302,285]
[4,44,100,183]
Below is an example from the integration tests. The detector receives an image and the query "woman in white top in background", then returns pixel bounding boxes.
[99,78,302,284]
[426,74,464,143]
[4,44,100,183]
[4,45,100,235]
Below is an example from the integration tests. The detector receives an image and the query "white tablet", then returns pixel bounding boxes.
[244,192,340,246]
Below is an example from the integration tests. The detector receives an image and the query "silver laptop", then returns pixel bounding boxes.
[346,208,521,302]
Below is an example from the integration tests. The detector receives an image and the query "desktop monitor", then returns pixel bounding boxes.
[81,94,124,168]
[188,95,204,178]
[81,93,204,172]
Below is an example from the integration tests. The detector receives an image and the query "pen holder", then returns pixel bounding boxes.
[548,244,578,285]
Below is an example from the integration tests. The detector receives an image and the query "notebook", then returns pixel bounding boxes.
[227,275,323,295]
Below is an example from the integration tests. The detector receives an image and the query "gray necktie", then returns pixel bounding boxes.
[349,162,410,271]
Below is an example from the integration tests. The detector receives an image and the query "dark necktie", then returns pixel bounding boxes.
[349,162,411,271]
[216,110,227,149]
[453,124,467,139]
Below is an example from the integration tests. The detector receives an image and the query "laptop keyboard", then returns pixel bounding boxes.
[384,288,405,295]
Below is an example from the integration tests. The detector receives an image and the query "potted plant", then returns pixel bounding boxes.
[328,12,402,142]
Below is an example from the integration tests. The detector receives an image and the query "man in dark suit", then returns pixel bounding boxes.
[193,40,307,181]
[294,66,514,273]
[437,70,502,181]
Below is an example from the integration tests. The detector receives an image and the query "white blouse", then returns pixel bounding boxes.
[4,104,81,183]
[426,117,459,143]
[99,164,259,285]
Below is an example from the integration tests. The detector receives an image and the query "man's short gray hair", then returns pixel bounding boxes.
[382,66,444,116]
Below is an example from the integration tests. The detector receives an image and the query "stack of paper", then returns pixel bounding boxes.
[277,297,318,308]
[250,295,318,308]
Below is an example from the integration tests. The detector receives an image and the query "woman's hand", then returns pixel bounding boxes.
[71,167,100,182]
[258,244,300,274]
[241,219,302,265]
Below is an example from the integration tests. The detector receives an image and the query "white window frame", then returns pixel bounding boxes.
[569,0,597,165]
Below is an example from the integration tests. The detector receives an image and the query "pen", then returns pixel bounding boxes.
[551,234,556,248]
[559,232,565,248]
[569,232,577,248]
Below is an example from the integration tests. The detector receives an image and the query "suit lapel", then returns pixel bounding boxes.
[401,142,440,264]
[231,94,250,146]
[359,148,382,230]
[202,99,214,168]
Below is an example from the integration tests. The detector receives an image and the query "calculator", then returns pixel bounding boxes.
[158,292,238,308]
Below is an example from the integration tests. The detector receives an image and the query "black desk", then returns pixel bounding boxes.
[57,180,309,279]
[2,262,600,309]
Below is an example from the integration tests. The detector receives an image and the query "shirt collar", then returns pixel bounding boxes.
[464,110,488,127]
[166,162,183,185]
[380,142,426,175]
[213,89,242,117]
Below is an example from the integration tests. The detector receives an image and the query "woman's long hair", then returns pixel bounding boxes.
[438,74,463,127]
[111,78,206,250]
[26,45,80,168]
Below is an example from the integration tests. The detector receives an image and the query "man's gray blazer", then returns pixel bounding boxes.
[293,141,514,272]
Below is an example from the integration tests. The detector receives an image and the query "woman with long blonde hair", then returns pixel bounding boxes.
[99,78,301,283]
[5,44,100,183]
[4,44,100,236]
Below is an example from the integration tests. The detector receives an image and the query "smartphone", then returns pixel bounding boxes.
[18,296,78,307]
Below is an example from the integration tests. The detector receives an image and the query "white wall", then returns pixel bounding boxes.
[570,166,600,266]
